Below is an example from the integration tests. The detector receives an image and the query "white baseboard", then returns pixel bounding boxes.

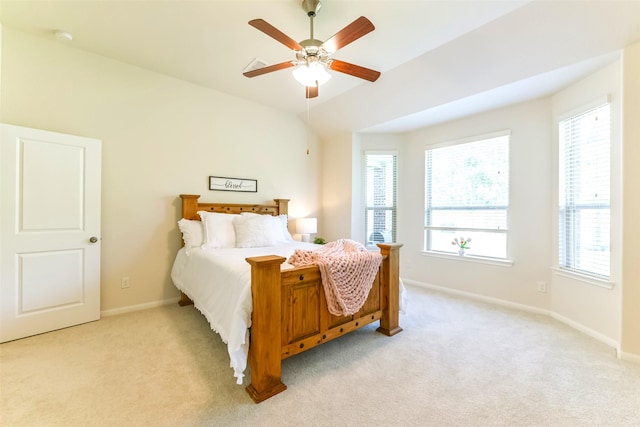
[548,311,620,355]
[620,351,640,363]
[100,297,181,317]
[403,279,551,316]
[402,278,634,362]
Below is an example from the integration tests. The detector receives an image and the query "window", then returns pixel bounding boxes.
[424,132,510,259]
[559,102,610,278]
[364,152,397,247]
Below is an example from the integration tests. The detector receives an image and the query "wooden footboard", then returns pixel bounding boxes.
[245,242,402,403]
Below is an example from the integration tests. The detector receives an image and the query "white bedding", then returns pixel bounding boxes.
[170,242,320,384]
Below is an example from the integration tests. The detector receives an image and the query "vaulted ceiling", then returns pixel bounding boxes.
[2,1,640,138]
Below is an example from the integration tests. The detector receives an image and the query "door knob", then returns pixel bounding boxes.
[89,236,99,243]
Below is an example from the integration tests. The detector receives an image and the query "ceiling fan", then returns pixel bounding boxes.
[243,0,381,99]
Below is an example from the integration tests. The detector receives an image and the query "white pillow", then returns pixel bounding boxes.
[198,211,238,249]
[234,214,279,248]
[177,219,204,255]
[240,213,293,244]
[275,214,294,242]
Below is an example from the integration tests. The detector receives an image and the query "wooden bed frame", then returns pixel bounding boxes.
[178,194,403,403]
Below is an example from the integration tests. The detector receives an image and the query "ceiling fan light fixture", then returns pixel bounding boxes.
[292,61,331,87]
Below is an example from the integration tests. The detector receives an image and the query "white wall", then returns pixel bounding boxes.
[320,131,354,241]
[0,27,320,312]
[359,58,633,355]
[550,59,622,347]
[331,54,639,359]
[321,131,406,245]
[402,98,553,309]
[621,41,640,358]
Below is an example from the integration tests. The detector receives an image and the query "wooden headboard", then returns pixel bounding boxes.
[179,194,289,220]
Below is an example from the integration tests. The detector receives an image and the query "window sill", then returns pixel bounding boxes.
[421,251,513,267]
[552,267,614,289]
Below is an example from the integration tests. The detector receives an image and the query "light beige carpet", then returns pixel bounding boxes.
[2,285,640,427]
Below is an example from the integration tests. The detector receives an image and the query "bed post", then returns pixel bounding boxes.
[376,243,403,336]
[245,255,288,403]
[273,199,289,215]
[177,194,201,307]
[179,194,200,220]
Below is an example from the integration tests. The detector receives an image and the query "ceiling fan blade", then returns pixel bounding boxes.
[329,59,380,82]
[249,19,303,51]
[305,84,318,99]
[243,61,296,78]
[322,16,375,54]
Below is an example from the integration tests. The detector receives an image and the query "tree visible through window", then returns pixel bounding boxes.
[364,152,397,247]
[425,132,510,258]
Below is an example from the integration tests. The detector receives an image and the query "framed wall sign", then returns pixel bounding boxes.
[209,176,258,193]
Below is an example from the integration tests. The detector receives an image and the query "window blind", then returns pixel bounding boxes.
[364,152,397,247]
[425,133,510,258]
[559,102,611,278]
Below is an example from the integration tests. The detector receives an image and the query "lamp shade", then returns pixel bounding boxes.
[296,217,317,235]
[292,62,331,87]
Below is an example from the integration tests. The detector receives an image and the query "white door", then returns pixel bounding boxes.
[0,124,101,342]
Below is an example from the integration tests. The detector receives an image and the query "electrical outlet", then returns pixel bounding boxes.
[537,281,547,293]
[121,276,130,289]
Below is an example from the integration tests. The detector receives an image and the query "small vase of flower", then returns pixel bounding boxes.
[452,237,471,256]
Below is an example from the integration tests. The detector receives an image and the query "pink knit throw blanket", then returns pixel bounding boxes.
[288,239,382,316]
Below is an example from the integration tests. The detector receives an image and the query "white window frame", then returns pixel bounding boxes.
[363,150,397,249]
[424,130,510,260]
[558,99,611,280]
